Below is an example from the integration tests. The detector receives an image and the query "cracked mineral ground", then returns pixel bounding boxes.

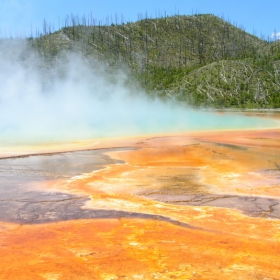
[1,118,280,279]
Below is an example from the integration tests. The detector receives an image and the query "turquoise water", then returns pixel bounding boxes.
[1,107,279,146]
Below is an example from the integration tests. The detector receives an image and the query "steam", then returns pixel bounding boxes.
[0,40,279,146]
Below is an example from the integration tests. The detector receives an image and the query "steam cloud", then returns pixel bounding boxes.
[0,40,278,146]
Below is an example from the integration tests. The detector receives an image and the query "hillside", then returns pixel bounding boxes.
[25,14,280,108]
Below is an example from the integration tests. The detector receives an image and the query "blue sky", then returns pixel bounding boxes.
[0,0,279,40]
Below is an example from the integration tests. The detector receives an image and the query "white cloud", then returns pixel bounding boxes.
[0,41,277,146]
[271,31,280,40]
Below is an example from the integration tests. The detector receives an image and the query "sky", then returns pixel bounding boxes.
[0,0,279,40]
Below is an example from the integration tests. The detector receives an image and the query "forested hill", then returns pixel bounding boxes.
[20,14,280,108]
